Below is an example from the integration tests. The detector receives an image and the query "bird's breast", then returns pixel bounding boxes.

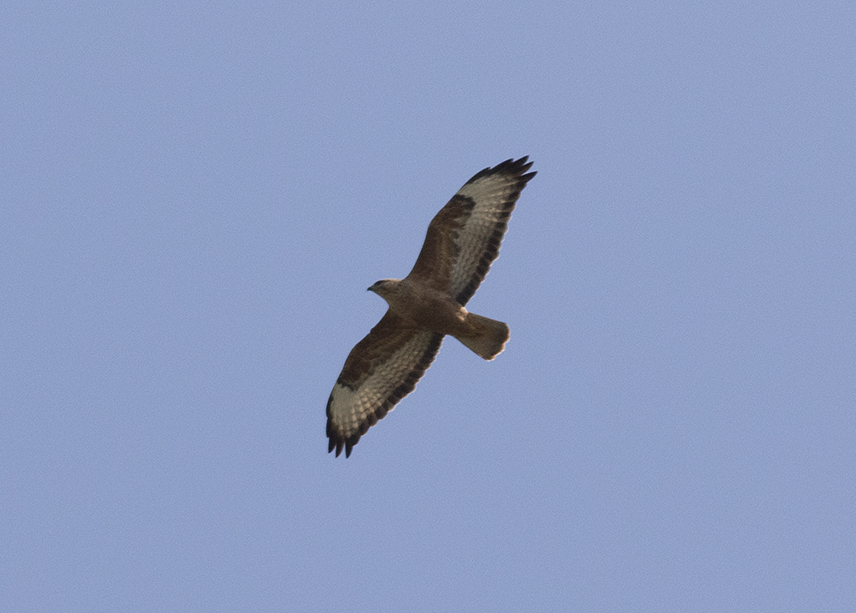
[390,282,468,336]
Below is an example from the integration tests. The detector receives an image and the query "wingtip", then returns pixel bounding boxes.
[466,156,536,185]
[327,429,357,458]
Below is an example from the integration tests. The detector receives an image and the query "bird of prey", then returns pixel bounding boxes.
[326,157,536,457]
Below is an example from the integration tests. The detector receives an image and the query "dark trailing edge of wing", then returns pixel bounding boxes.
[456,157,536,305]
[326,333,445,457]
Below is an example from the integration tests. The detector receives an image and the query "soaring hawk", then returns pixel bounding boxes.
[326,157,536,457]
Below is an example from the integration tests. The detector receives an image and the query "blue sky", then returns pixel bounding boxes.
[2,1,854,610]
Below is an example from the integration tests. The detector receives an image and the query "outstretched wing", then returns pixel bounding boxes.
[407,157,536,305]
[326,311,444,457]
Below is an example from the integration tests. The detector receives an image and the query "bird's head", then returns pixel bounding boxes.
[367,279,401,300]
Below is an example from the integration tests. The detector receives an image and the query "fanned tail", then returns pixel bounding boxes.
[456,313,509,360]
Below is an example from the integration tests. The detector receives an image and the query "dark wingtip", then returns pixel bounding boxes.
[465,156,536,185]
[327,429,358,458]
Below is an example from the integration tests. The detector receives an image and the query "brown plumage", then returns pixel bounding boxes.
[326,157,536,457]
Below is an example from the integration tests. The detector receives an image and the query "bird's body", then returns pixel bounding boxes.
[326,157,536,457]
[369,278,466,335]
[369,278,509,359]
